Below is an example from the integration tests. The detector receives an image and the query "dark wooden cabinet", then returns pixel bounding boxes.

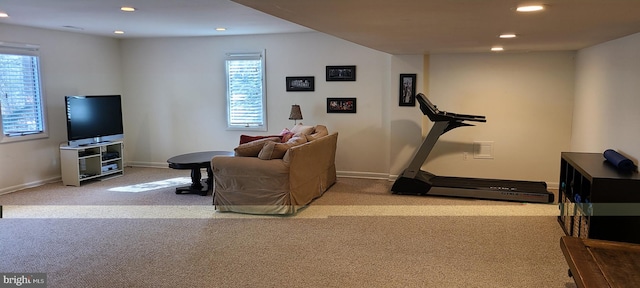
[558,152,640,244]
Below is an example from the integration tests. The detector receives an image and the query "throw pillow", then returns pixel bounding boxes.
[287,135,308,146]
[280,127,291,135]
[258,141,287,160]
[234,137,280,157]
[270,127,295,143]
[258,135,308,160]
[290,124,315,136]
[280,131,295,143]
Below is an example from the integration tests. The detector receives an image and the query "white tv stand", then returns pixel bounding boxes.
[60,140,124,186]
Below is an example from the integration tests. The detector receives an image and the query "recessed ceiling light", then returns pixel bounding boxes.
[0,12,9,18]
[499,34,517,39]
[114,30,125,34]
[215,28,227,31]
[491,47,504,52]
[516,5,545,12]
[121,6,136,12]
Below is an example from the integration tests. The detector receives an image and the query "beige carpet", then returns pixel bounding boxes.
[0,167,576,288]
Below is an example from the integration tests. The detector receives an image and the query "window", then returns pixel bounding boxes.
[0,42,47,143]
[225,51,267,131]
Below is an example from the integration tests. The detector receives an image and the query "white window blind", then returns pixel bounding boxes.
[225,51,267,131]
[0,42,47,143]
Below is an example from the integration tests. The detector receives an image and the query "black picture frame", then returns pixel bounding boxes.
[327,98,357,113]
[326,65,356,81]
[286,76,315,91]
[399,74,417,106]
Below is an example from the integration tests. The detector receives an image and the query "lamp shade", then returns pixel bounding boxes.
[289,104,303,120]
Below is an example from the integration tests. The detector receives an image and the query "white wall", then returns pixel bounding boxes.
[388,55,425,177]
[0,23,591,193]
[426,52,576,186]
[119,35,578,187]
[572,32,640,163]
[0,24,122,193]
[119,32,397,177]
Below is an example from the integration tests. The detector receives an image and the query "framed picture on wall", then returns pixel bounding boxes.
[327,98,356,113]
[326,65,356,81]
[399,74,416,106]
[286,76,315,91]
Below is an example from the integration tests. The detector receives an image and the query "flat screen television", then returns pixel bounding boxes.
[65,95,124,147]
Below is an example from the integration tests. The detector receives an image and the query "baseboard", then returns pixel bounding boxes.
[0,176,61,195]
[336,171,389,180]
[125,161,169,169]
[124,162,560,190]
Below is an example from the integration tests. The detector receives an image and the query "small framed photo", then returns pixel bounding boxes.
[327,98,357,113]
[326,65,356,81]
[399,74,417,106]
[286,76,315,91]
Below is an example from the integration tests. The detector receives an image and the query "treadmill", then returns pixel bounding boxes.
[391,93,554,203]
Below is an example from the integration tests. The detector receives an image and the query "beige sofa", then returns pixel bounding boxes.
[211,125,338,215]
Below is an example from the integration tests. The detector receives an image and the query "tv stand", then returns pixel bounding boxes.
[60,141,124,186]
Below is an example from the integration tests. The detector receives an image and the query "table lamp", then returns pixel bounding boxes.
[289,104,303,125]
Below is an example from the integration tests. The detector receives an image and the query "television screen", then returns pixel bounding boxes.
[65,95,124,146]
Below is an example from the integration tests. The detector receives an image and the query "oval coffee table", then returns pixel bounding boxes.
[167,151,233,196]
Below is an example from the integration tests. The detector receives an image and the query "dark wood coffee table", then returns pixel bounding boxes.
[167,151,233,196]
[561,236,640,288]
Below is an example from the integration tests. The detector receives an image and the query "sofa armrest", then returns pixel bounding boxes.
[287,132,338,199]
[288,133,337,176]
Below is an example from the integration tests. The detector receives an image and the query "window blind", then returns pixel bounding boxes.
[0,43,45,138]
[225,51,266,131]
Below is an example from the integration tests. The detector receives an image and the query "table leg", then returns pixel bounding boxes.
[175,168,207,196]
[206,166,213,191]
[190,168,203,190]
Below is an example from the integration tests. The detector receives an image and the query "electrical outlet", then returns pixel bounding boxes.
[463,152,469,160]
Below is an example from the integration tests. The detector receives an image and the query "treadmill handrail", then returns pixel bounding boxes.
[417,93,486,123]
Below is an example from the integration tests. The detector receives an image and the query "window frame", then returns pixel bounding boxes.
[0,42,48,144]
[224,50,267,132]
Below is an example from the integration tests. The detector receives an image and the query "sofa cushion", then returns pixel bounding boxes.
[234,137,281,157]
[290,124,315,136]
[258,135,307,160]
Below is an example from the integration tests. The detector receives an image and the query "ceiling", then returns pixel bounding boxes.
[2,0,640,54]
[0,0,312,38]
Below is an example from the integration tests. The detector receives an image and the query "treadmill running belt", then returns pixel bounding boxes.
[430,176,548,193]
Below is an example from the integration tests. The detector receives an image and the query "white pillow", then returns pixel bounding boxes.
[290,124,314,136]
